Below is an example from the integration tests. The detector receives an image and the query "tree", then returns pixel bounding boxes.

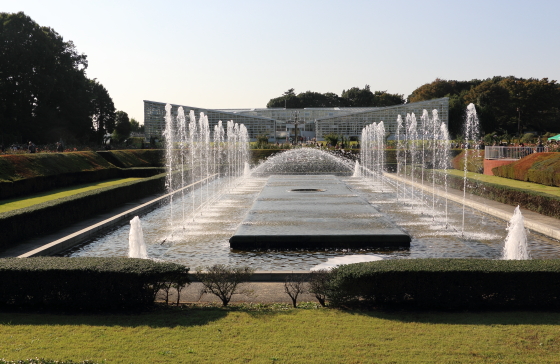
[130,118,144,133]
[112,110,131,142]
[341,86,374,107]
[266,87,403,109]
[195,264,255,307]
[284,274,307,308]
[89,79,115,144]
[0,12,113,144]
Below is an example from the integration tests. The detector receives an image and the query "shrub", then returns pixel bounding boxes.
[308,269,331,307]
[284,274,307,308]
[450,149,484,173]
[0,257,189,311]
[195,264,255,307]
[327,259,560,310]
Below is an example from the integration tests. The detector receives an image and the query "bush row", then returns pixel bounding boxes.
[0,257,189,311]
[326,259,560,309]
[97,149,164,168]
[0,151,164,199]
[492,152,560,187]
[0,173,166,249]
[450,149,485,173]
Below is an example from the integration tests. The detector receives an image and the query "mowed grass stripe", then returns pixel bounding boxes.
[0,309,559,363]
[445,169,560,198]
[0,178,141,214]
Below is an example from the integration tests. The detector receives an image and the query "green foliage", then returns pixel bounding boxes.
[323,133,340,146]
[0,12,115,144]
[266,87,404,108]
[450,149,485,173]
[308,269,330,307]
[105,149,164,168]
[130,118,144,133]
[0,257,189,311]
[408,77,560,137]
[327,259,560,309]
[195,265,255,307]
[112,111,131,143]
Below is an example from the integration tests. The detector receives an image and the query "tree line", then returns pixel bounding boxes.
[0,12,142,146]
[266,86,405,109]
[408,77,560,138]
[268,78,560,139]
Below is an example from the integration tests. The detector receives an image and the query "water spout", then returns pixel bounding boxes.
[503,206,529,260]
[128,216,148,259]
[352,161,360,177]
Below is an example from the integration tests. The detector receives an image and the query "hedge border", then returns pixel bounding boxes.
[327,259,560,310]
[0,257,189,311]
[0,173,166,250]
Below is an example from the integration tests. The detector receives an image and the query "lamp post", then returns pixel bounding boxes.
[286,111,301,145]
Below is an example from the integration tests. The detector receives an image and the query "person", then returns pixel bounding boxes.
[57,141,64,152]
[28,141,36,153]
[537,139,545,153]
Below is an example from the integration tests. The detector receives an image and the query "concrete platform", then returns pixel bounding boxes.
[229,175,411,250]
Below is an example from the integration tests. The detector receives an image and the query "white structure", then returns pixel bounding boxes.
[144,98,448,142]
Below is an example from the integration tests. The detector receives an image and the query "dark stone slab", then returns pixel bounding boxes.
[229,175,410,250]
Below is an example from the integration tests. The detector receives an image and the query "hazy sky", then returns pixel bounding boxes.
[4,0,560,122]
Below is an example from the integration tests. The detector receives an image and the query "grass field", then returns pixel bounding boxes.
[0,178,141,214]
[1,305,560,363]
[445,170,560,198]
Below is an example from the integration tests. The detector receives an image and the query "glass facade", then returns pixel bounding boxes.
[144,98,449,141]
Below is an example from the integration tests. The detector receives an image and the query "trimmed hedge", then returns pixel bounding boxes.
[327,259,560,309]
[451,149,485,173]
[98,150,164,168]
[0,257,189,311]
[0,173,166,249]
[0,151,165,199]
[0,152,122,199]
[492,152,560,187]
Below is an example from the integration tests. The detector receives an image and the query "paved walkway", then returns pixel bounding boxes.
[156,282,318,304]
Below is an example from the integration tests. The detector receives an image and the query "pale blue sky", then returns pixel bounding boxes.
[3,0,560,122]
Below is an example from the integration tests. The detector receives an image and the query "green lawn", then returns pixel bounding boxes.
[445,169,560,198]
[1,306,559,363]
[0,178,141,214]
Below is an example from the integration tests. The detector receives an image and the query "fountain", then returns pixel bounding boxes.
[128,216,148,259]
[67,105,560,270]
[503,206,530,260]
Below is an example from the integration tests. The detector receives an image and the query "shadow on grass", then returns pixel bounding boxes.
[0,302,315,328]
[0,305,228,328]
[342,309,560,326]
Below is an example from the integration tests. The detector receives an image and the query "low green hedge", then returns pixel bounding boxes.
[0,257,189,311]
[451,149,485,173]
[0,152,122,199]
[0,151,165,199]
[327,259,560,310]
[98,150,164,168]
[0,173,166,249]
